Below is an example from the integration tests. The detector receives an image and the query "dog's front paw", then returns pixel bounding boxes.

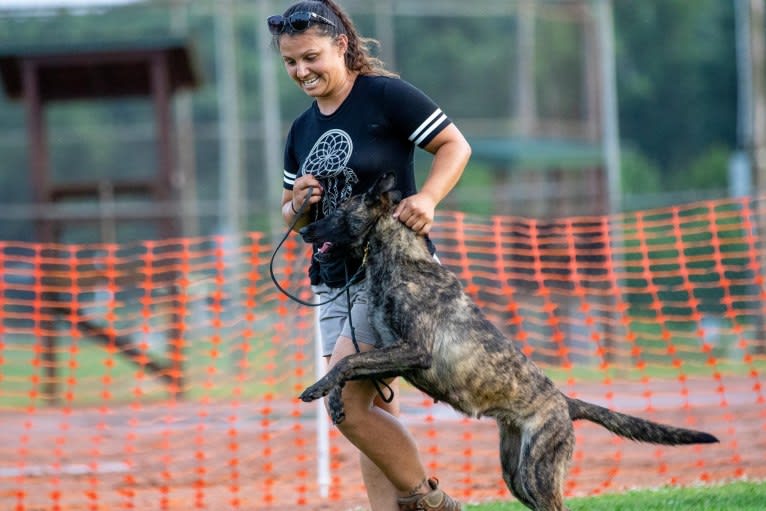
[300,381,331,402]
[328,387,346,424]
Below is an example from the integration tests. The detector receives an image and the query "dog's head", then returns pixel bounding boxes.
[299,173,401,262]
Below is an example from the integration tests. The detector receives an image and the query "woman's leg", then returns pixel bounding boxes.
[328,336,430,511]
[359,380,401,510]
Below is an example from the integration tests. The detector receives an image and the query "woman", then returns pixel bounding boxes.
[269,1,471,509]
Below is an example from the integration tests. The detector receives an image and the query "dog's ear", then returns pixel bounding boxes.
[375,173,397,194]
[386,190,402,204]
[365,172,397,205]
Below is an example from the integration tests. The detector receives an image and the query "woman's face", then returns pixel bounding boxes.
[278,29,348,100]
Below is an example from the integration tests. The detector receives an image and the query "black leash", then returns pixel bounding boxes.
[343,263,394,404]
[269,187,364,307]
[269,188,394,404]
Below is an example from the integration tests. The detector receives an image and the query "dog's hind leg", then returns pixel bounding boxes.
[499,415,574,511]
[498,420,537,510]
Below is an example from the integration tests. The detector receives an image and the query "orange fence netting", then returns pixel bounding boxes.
[1,196,766,510]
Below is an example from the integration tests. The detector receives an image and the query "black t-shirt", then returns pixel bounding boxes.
[283,75,452,287]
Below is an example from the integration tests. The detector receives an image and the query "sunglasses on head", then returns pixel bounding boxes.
[267,11,336,35]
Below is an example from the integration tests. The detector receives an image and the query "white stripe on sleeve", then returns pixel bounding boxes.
[414,113,448,146]
[408,109,443,144]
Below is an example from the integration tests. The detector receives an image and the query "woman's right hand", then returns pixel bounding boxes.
[290,175,324,214]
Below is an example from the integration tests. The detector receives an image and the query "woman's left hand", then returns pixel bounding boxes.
[393,192,436,236]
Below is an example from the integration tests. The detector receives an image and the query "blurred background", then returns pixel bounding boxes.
[0,0,751,244]
[1,4,765,507]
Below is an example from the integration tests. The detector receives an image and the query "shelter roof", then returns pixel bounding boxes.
[0,36,200,101]
[469,137,602,171]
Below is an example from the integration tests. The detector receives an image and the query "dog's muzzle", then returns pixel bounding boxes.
[313,242,334,263]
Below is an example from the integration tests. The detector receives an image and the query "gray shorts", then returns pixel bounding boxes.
[312,281,381,357]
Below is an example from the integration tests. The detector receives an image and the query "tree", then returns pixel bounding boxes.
[614,0,737,181]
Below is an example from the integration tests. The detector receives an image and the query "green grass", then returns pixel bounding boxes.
[0,332,304,408]
[466,480,766,510]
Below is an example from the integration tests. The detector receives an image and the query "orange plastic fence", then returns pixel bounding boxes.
[1,197,765,510]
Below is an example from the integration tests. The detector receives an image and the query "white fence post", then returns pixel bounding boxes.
[314,296,330,498]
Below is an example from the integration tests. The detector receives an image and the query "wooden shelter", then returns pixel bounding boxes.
[0,37,201,402]
[0,37,199,241]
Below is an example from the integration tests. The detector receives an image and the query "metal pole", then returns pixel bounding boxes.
[594,0,622,367]
[215,0,246,374]
[314,295,330,499]
[595,0,621,215]
[750,0,766,193]
[730,0,754,198]
[736,0,755,151]
[514,0,536,136]
[374,0,396,70]
[747,0,766,355]
[215,0,243,235]
[171,0,201,237]
[257,0,284,235]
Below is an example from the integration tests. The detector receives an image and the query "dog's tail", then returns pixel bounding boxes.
[566,396,718,445]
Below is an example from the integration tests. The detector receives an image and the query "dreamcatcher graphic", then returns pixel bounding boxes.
[301,129,357,216]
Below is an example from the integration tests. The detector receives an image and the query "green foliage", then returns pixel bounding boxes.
[620,147,663,195]
[467,480,766,510]
[667,144,731,191]
[614,0,737,171]
[396,15,514,117]
[535,17,585,120]
[444,160,497,216]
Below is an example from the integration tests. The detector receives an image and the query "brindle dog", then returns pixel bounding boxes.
[298,173,718,511]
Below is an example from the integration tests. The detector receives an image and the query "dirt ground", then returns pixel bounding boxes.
[1,376,764,511]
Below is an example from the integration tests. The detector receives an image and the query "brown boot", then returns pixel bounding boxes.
[397,478,463,511]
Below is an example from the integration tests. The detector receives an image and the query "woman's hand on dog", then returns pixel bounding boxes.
[393,192,435,236]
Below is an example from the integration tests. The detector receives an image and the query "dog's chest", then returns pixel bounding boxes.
[366,265,454,348]
[366,282,419,346]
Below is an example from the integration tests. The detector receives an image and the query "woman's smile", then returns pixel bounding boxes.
[301,75,321,90]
